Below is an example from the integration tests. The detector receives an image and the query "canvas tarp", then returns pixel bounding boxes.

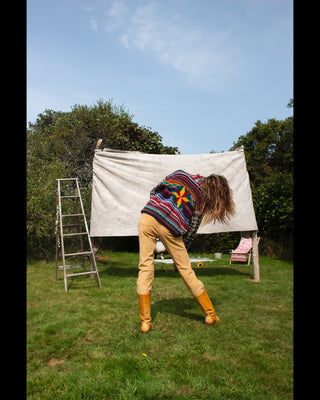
[90,147,258,237]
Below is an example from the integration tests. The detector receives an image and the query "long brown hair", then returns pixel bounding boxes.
[200,174,235,225]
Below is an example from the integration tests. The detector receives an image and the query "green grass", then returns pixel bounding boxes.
[27,253,293,399]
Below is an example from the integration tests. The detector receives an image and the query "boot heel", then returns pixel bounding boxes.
[141,322,153,333]
[205,315,220,326]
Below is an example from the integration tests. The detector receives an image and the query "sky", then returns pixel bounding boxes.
[27,0,293,154]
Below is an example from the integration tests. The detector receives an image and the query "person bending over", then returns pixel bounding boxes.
[137,170,235,333]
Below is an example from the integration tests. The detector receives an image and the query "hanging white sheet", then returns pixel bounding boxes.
[90,147,258,236]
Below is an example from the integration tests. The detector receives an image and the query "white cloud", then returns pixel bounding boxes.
[106,0,128,33]
[119,33,130,48]
[105,1,239,89]
[89,18,98,32]
[81,5,93,12]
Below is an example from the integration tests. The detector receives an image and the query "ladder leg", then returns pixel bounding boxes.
[55,193,60,281]
[89,254,102,289]
[64,267,68,292]
[55,235,59,281]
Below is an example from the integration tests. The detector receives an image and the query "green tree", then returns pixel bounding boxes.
[230,116,293,258]
[27,99,178,258]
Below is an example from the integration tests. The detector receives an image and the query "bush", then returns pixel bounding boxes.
[27,100,178,258]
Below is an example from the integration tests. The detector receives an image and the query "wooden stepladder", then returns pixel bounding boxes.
[55,178,102,292]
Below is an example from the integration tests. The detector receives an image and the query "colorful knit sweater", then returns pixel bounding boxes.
[141,170,203,244]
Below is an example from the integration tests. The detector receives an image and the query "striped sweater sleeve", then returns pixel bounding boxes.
[182,211,202,250]
[149,171,175,197]
[150,181,164,198]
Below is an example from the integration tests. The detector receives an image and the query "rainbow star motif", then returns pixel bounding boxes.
[173,187,191,208]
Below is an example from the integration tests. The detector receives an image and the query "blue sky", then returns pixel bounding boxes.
[27,0,293,154]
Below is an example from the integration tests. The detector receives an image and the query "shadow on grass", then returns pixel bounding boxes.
[151,297,207,323]
[99,264,251,279]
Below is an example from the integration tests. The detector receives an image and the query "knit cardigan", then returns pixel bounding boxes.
[141,170,203,248]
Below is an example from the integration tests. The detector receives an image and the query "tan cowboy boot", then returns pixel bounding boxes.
[194,290,220,326]
[138,293,153,333]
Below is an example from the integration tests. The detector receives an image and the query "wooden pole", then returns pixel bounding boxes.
[251,230,260,282]
[96,138,103,149]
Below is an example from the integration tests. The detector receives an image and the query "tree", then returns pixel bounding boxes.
[230,116,293,258]
[28,100,178,185]
[27,99,178,257]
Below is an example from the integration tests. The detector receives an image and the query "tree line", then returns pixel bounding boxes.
[27,99,293,259]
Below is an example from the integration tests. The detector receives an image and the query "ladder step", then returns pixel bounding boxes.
[63,232,87,237]
[66,271,98,278]
[60,195,80,199]
[62,213,83,217]
[57,264,85,270]
[64,251,92,257]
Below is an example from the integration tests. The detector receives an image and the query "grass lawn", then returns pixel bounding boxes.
[27,253,293,399]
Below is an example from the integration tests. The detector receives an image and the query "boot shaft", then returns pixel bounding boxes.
[194,289,220,326]
[138,293,152,333]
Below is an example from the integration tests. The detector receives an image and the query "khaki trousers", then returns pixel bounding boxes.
[137,213,204,297]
